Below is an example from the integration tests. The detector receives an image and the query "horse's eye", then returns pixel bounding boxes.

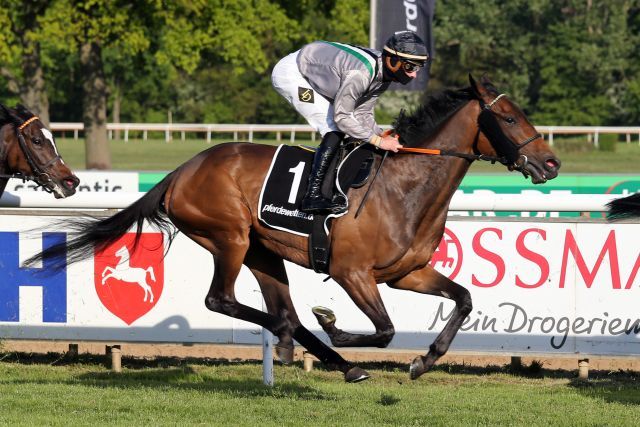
[32,138,42,145]
[505,117,516,125]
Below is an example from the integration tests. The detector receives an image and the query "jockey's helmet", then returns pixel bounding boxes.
[382,31,428,84]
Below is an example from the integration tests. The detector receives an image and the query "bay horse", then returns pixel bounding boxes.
[28,75,560,382]
[0,104,79,198]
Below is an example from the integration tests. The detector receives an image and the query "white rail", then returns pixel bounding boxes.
[49,122,640,145]
[0,191,620,212]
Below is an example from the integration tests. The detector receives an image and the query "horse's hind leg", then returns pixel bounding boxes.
[244,243,370,382]
[389,266,472,380]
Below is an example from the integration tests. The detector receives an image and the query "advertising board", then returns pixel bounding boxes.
[7,171,139,194]
[1,213,638,357]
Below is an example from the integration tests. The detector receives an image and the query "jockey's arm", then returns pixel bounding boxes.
[333,72,402,152]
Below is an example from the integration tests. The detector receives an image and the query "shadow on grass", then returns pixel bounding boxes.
[567,371,640,406]
[73,367,331,400]
[2,350,640,405]
[0,351,331,400]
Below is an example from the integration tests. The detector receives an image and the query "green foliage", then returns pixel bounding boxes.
[433,0,640,126]
[3,0,640,129]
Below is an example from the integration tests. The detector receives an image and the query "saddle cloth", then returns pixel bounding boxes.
[258,144,373,236]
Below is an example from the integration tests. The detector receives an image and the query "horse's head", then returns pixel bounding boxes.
[0,104,79,198]
[469,74,561,184]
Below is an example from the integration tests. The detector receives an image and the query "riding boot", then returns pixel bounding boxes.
[301,131,344,214]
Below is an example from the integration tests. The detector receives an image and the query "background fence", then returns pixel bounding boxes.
[49,123,640,146]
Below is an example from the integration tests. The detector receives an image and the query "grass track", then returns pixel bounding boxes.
[1,355,639,426]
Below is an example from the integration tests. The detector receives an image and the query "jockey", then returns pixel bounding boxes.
[271,30,429,214]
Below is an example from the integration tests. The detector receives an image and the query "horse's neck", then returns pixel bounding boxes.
[389,101,479,222]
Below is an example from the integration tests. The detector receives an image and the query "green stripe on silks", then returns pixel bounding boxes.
[321,41,375,77]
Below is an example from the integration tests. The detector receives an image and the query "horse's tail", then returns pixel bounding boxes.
[26,172,177,270]
[607,193,640,221]
[147,266,156,283]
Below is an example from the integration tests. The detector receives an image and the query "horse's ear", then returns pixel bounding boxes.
[14,104,32,121]
[469,74,482,98]
[0,104,13,124]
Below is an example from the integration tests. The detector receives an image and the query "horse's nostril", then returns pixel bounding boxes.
[545,158,561,170]
[64,176,80,189]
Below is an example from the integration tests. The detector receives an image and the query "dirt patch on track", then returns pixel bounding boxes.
[3,339,640,373]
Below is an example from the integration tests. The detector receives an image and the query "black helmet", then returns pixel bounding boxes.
[383,31,428,65]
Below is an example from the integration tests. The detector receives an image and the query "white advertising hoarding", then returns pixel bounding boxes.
[0,214,638,357]
[7,171,139,193]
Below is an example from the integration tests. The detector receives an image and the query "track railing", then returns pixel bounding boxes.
[49,122,640,146]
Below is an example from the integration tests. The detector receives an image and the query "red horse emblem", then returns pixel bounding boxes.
[94,233,164,325]
[429,227,463,280]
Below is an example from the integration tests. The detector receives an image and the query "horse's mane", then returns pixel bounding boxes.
[393,87,477,148]
[0,104,34,128]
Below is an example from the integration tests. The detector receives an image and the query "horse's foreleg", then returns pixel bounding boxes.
[389,266,472,380]
[244,244,367,382]
[315,270,395,349]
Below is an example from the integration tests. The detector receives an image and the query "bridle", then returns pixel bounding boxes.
[0,115,62,193]
[396,92,543,178]
[477,93,542,174]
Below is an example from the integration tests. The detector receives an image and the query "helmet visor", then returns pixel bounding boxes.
[401,60,424,73]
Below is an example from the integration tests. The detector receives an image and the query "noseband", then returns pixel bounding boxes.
[477,93,542,173]
[11,116,62,193]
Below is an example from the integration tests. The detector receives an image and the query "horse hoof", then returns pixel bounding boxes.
[345,366,370,383]
[312,306,336,328]
[409,356,425,380]
[275,344,294,365]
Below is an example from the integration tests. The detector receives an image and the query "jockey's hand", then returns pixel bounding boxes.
[371,133,402,152]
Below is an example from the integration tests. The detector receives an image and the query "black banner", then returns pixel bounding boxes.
[374,0,436,91]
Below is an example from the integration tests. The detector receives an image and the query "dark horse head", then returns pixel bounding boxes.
[469,75,560,183]
[0,104,79,198]
[395,74,561,184]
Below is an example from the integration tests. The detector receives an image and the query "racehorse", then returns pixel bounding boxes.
[0,104,79,198]
[28,75,560,382]
[101,245,156,303]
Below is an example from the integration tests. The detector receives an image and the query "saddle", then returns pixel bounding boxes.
[258,141,377,273]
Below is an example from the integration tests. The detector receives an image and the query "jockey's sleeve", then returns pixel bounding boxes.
[333,70,377,141]
[353,96,383,137]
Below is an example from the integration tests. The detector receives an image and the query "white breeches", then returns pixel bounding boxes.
[271,51,338,137]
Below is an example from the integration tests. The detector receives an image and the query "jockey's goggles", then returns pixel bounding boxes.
[402,60,424,73]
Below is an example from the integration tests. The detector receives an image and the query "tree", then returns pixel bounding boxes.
[0,0,52,125]
[40,1,154,168]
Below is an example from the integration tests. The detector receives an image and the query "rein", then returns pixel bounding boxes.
[397,93,542,170]
[397,146,504,164]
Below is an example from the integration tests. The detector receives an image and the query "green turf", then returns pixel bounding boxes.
[0,355,639,426]
[54,138,640,173]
